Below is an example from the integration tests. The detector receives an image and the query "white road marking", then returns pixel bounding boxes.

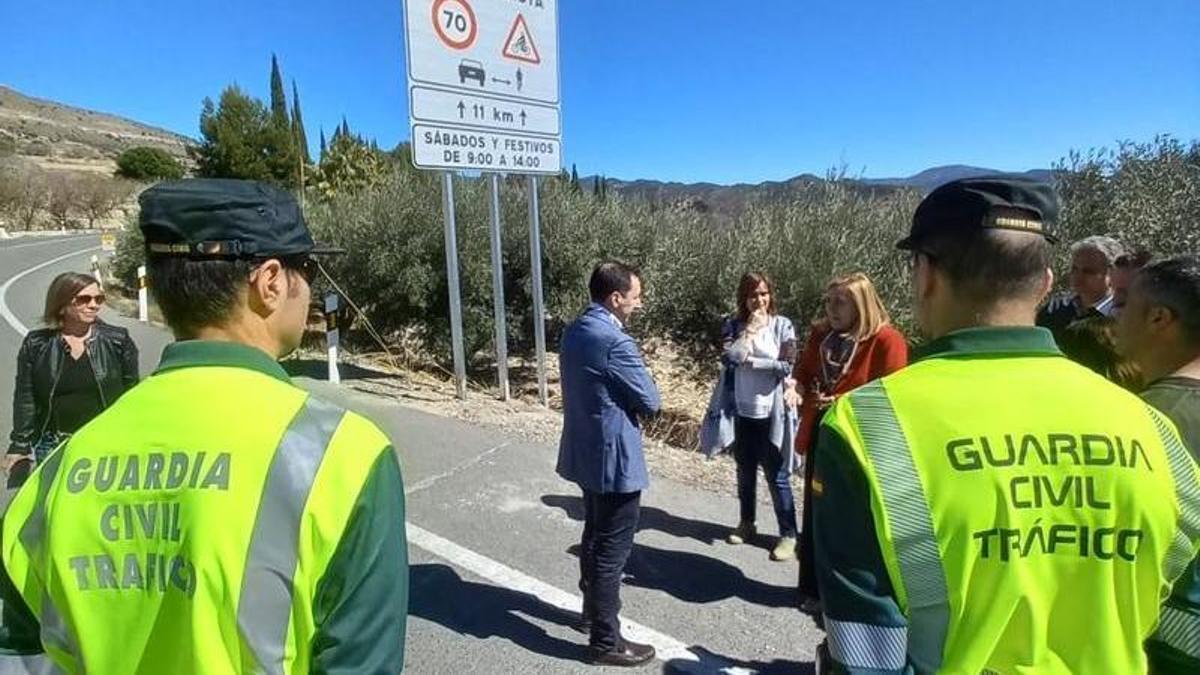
[407,523,752,674]
[0,246,100,337]
[0,235,91,252]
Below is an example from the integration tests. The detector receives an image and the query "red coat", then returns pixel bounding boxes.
[793,323,909,453]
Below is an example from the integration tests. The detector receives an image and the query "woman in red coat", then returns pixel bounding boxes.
[790,272,908,613]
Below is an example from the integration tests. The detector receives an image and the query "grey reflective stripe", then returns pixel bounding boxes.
[1148,408,1200,585]
[847,381,949,673]
[39,589,77,673]
[1154,605,1200,659]
[13,447,79,671]
[17,447,67,554]
[824,616,907,670]
[238,396,345,674]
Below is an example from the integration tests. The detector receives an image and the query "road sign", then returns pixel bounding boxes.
[410,86,560,136]
[412,124,559,173]
[404,0,561,174]
[100,232,116,253]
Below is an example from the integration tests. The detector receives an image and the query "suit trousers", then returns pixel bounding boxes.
[578,489,641,651]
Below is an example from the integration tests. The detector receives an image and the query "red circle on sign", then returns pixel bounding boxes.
[431,0,478,51]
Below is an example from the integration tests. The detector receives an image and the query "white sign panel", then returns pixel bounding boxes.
[404,0,561,173]
[412,124,560,173]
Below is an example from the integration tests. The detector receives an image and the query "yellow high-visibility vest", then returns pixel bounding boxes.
[2,358,391,674]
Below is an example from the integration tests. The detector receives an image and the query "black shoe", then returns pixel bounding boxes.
[588,639,656,667]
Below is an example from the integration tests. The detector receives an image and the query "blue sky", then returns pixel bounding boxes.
[2,0,1197,184]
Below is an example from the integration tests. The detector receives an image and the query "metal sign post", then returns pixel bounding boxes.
[527,175,548,405]
[405,0,561,403]
[442,172,468,399]
[487,173,510,400]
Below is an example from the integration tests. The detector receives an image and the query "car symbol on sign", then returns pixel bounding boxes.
[458,59,486,87]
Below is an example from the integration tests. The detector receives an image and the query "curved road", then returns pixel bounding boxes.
[0,236,820,673]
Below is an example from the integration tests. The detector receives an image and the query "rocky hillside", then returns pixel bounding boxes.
[0,85,193,175]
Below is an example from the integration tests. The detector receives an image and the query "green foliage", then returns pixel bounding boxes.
[115,146,184,181]
[1054,135,1200,260]
[190,86,297,187]
[110,214,145,289]
[305,164,916,371]
[312,133,387,200]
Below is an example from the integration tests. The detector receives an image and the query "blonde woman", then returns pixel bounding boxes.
[792,273,907,612]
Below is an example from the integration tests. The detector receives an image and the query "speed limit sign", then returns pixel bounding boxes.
[431,0,477,51]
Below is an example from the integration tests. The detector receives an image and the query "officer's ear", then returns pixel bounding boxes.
[1145,303,1177,335]
[247,259,288,316]
[1037,268,1054,304]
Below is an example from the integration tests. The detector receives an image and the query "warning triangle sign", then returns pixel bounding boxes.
[502,14,541,65]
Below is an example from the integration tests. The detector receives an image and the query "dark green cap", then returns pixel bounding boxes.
[138,179,341,258]
[897,176,1060,250]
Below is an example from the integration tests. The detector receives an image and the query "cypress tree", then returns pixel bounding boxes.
[269,54,289,129]
[319,127,327,162]
[570,163,580,191]
[291,80,311,164]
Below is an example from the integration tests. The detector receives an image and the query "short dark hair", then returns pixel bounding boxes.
[148,257,255,338]
[43,272,100,326]
[589,261,640,303]
[1115,248,1152,270]
[1136,255,1200,344]
[921,228,1052,304]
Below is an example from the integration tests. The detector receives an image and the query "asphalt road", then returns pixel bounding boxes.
[0,235,822,673]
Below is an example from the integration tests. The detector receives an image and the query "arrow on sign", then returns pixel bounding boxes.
[516,68,524,92]
[520,110,527,127]
[491,76,512,86]
[457,101,466,118]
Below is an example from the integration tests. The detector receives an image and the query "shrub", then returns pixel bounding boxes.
[116,146,184,181]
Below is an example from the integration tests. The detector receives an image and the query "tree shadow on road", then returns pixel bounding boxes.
[542,493,739,546]
[408,563,589,664]
[662,646,815,674]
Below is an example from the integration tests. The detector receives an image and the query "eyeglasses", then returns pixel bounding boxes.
[72,293,106,307]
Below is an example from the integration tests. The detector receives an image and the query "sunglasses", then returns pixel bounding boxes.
[72,293,106,307]
[281,256,321,284]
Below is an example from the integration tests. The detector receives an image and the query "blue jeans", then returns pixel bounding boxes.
[735,416,797,537]
[579,489,641,651]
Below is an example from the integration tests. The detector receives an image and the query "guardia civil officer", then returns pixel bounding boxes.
[811,177,1200,673]
[0,179,408,673]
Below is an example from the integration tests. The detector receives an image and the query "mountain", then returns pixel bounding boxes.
[583,164,1053,215]
[861,164,1055,192]
[0,85,193,175]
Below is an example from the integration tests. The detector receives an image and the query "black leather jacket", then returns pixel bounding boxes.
[8,320,139,454]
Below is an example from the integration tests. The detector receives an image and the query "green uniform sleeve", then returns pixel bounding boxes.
[0,519,43,655]
[812,421,914,675]
[310,448,408,674]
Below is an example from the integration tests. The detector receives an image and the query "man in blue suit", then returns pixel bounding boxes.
[557,261,661,668]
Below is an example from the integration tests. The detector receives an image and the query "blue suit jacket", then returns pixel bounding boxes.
[556,304,661,494]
